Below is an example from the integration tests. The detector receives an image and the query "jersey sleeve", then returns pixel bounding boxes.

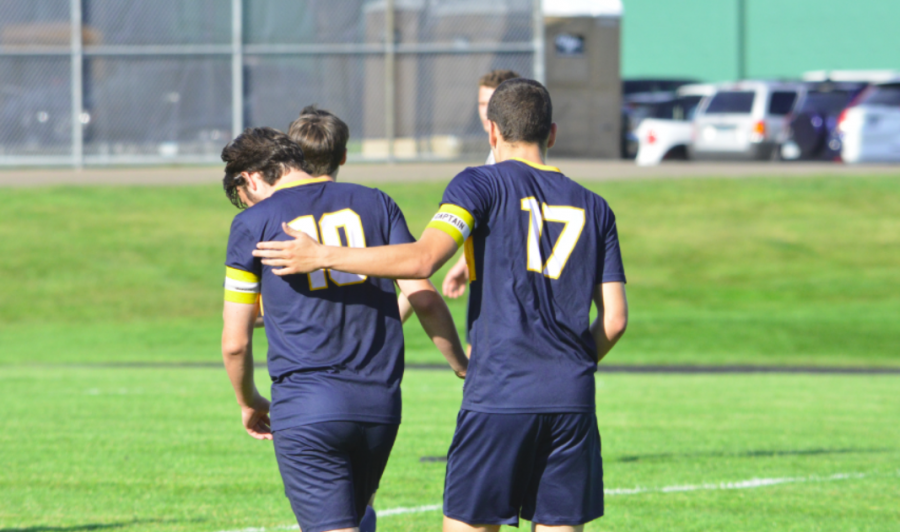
[382,192,416,245]
[426,168,493,248]
[598,205,627,284]
[224,217,262,304]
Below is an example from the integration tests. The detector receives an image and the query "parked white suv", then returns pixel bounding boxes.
[635,84,715,165]
[691,81,805,160]
[838,79,900,163]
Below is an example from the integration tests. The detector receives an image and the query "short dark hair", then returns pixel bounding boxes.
[479,69,520,89]
[486,78,553,145]
[287,106,349,177]
[221,127,306,209]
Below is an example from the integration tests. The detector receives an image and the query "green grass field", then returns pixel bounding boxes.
[3,368,898,531]
[2,175,898,367]
[1,174,899,530]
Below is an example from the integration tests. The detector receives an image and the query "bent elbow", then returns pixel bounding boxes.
[413,253,440,279]
[410,291,443,318]
[608,314,628,341]
[222,340,248,359]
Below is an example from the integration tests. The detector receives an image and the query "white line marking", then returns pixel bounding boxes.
[213,471,878,532]
[605,472,867,496]
[379,503,443,516]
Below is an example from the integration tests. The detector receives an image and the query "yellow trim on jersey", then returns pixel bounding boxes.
[464,236,477,282]
[510,157,561,173]
[225,290,259,304]
[428,220,466,247]
[225,266,259,283]
[438,204,475,229]
[274,176,333,191]
[224,267,260,304]
[426,204,475,248]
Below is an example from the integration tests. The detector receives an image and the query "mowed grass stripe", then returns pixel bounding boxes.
[215,470,896,532]
[1,175,899,367]
[3,368,898,531]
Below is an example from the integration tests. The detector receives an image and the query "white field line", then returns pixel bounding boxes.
[214,471,879,532]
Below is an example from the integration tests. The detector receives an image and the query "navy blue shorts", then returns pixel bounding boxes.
[273,421,398,532]
[443,410,603,527]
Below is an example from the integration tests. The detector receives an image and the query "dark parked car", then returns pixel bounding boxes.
[780,81,869,160]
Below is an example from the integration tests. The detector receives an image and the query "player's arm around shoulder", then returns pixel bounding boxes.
[254,221,460,280]
[396,278,468,378]
[590,282,628,363]
[222,299,272,441]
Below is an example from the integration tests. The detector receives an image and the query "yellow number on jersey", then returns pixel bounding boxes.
[521,197,585,279]
[287,209,368,290]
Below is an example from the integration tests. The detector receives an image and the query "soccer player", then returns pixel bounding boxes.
[252,78,628,532]
[442,69,521,301]
[220,123,468,532]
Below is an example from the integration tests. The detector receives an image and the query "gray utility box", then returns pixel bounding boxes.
[545,15,621,158]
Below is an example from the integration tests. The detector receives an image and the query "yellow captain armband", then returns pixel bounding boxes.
[224,266,260,304]
[426,204,475,247]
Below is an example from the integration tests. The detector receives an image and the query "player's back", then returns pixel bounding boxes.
[439,158,625,414]
[225,177,415,431]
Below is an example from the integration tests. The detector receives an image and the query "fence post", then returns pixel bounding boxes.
[70,0,83,169]
[384,0,395,163]
[736,0,746,80]
[231,0,244,139]
[532,0,545,84]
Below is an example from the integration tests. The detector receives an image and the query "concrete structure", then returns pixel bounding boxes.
[544,12,621,158]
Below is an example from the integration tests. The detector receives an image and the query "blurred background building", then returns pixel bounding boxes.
[2,0,896,167]
[0,0,625,166]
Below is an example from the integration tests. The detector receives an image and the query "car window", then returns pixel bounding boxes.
[650,100,677,120]
[680,96,704,121]
[704,91,755,114]
[648,95,704,121]
[859,84,900,107]
[768,91,797,115]
[800,91,854,115]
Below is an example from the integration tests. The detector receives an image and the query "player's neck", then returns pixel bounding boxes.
[274,168,332,188]
[493,142,547,167]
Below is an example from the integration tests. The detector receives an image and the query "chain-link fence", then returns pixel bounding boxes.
[0,0,541,166]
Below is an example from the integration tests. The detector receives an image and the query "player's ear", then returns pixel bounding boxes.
[489,121,499,148]
[242,171,260,191]
[547,123,558,150]
[340,149,347,166]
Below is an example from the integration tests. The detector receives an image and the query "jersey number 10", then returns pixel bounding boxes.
[521,198,585,279]
[288,209,367,290]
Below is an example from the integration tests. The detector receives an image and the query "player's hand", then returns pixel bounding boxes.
[454,368,466,380]
[253,222,321,276]
[442,256,469,299]
[241,393,273,441]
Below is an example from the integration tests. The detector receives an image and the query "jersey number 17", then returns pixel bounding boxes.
[521,197,585,279]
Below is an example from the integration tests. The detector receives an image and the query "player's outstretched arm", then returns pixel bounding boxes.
[590,282,628,363]
[397,278,468,378]
[253,224,458,280]
[222,301,272,441]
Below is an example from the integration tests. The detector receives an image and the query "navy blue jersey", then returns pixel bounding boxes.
[224,177,415,431]
[426,158,626,414]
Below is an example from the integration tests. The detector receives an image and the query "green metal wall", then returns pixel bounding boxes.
[621,0,900,82]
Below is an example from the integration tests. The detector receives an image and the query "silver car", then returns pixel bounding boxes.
[691,81,805,160]
[838,79,900,163]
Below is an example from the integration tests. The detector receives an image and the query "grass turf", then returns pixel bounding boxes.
[2,174,899,530]
[1,175,899,367]
[1,367,897,531]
